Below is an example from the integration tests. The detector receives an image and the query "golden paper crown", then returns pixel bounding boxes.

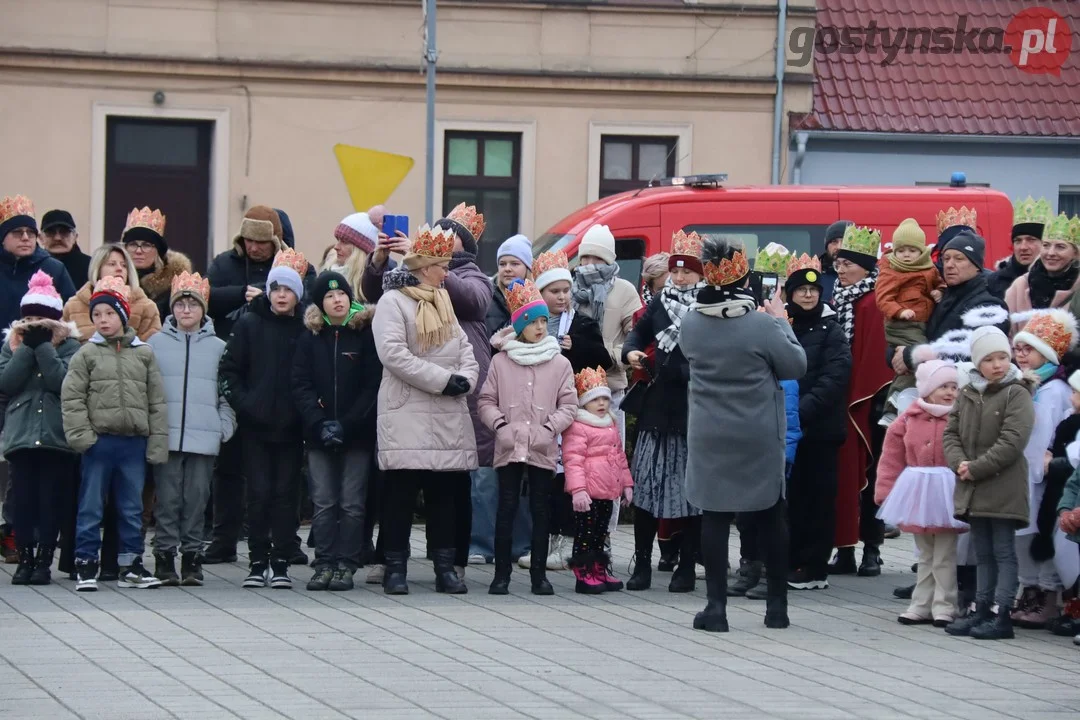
[840,225,882,258]
[170,271,210,303]
[93,275,130,302]
[755,242,791,276]
[0,195,35,226]
[505,279,545,316]
[272,247,309,275]
[532,250,569,278]
[123,207,166,237]
[937,206,977,234]
[670,230,704,259]
[1043,213,1080,245]
[447,203,486,242]
[1014,196,1052,227]
[703,250,750,287]
[574,366,608,397]
[786,252,821,276]
[412,224,455,260]
[1018,309,1078,362]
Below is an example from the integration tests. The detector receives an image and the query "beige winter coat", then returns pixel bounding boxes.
[372,288,480,472]
[596,277,641,393]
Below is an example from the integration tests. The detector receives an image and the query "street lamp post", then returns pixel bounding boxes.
[424,0,437,225]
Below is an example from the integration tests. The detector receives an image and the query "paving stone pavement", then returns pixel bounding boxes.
[1,528,1078,720]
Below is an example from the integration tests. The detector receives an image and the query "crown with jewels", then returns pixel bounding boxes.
[411,224,455,260]
[840,225,882,258]
[755,242,792,276]
[170,271,210,303]
[1015,309,1078,363]
[272,247,309,275]
[123,207,166,237]
[703,249,750,287]
[446,203,486,242]
[937,206,977,234]
[93,275,130,302]
[1014,196,1052,227]
[786,252,822,276]
[533,250,569,278]
[0,195,35,226]
[505,278,545,315]
[574,366,608,397]
[670,230,705,259]
[1043,213,1080,245]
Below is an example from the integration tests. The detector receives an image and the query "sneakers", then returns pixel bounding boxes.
[153,552,180,587]
[30,546,54,586]
[180,552,204,586]
[118,559,162,588]
[269,560,292,589]
[467,554,490,565]
[788,568,828,590]
[365,564,385,585]
[519,535,571,571]
[75,559,99,592]
[243,561,269,588]
[573,566,605,594]
[727,560,762,597]
[328,565,355,591]
[307,566,335,591]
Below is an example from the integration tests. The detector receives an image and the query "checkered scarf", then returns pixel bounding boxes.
[656,278,707,354]
[832,270,877,344]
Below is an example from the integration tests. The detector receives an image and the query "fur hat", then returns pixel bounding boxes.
[21,270,63,321]
[915,359,958,398]
[970,326,1011,368]
[579,225,617,265]
[1013,309,1078,366]
[89,276,131,328]
[233,205,284,255]
[334,212,379,255]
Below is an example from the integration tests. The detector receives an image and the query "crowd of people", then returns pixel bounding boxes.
[1,190,1080,640]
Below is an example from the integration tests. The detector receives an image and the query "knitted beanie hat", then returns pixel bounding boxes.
[579,225,617,265]
[891,218,927,251]
[312,271,354,309]
[970,326,1011,368]
[496,234,533,270]
[21,270,64,321]
[915,359,958,398]
[89,276,131,328]
[334,212,379,255]
[506,279,549,335]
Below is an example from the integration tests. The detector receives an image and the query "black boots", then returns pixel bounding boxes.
[626,552,652,591]
[970,606,1014,640]
[154,552,180,586]
[202,541,237,564]
[30,546,54,585]
[12,547,34,585]
[694,568,729,633]
[180,552,203,586]
[946,601,993,636]
[432,548,467,594]
[857,546,882,577]
[383,551,409,595]
[828,547,857,575]
[728,560,762,597]
[765,597,790,629]
[488,569,511,595]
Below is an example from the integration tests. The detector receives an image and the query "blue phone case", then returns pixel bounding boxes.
[396,215,409,238]
[382,215,397,238]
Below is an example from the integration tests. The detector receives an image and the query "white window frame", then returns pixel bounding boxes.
[588,122,693,203]
[89,103,230,255]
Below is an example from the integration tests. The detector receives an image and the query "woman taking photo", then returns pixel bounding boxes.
[321,212,381,303]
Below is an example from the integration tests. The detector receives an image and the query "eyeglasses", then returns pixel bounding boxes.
[173,299,202,311]
[793,286,819,296]
[7,228,37,240]
[1012,343,1033,356]
[126,241,156,253]
[832,259,854,271]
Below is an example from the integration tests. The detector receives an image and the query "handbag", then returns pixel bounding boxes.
[620,357,654,417]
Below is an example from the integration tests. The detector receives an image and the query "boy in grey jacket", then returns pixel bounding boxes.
[147,273,236,585]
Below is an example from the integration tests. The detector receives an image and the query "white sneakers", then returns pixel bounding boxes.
[519,535,571,571]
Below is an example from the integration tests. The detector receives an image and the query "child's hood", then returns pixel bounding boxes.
[3,317,80,349]
[303,302,374,334]
[88,327,143,348]
[490,325,515,352]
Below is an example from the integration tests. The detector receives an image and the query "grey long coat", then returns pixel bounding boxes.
[680,309,807,512]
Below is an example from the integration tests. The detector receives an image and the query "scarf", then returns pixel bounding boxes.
[692,285,757,319]
[323,301,365,327]
[449,250,477,272]
[787,300,824,329]
[503,335,561,366]
[398,283,457,353]
[575,408,613,427]
[832,269,878,344]
[968,363,1021,393]
[572,262,620,321]
[641,284,655,308]
[547,309,573,339]
[656,278,707,354]
[888,247,934,272]
[916,399,953,417]
[1025,259,1078,310]
[1032,360,1060,384]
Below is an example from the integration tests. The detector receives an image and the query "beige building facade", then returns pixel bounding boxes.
[0,0,814,271]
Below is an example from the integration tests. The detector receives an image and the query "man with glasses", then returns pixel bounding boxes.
[40,209,91,289]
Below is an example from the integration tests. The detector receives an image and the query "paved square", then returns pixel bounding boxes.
[1,529,1077,720]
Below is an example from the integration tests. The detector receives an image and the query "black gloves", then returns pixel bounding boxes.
[442,374,471,397]
[319,420,345,449]
[22,326,51,349]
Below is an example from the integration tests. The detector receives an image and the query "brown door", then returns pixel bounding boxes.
[105,117,213,273]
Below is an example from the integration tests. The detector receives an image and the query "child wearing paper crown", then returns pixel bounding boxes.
[478,278,577,595]
[1008,309,1077,629]
[61,276,169,592]
[146,272,236,586]
[0,271,81,585]
[943,326,1035,640]
[561,367,634,594]
[876,359,967,626]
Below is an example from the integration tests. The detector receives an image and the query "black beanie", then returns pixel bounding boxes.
[435,218,477,256]
[784,267,825,298]
[836,248,878,273]
[312,271,353,309]
[825,219,853,243]
[941,230,986,270]
[123,226,168,258]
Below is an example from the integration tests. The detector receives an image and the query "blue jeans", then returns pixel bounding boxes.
[75,435,147,566]
[469,466,531,560]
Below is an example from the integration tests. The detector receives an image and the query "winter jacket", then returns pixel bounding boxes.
[372,287,479,472]
[791,305,851,444]
[875,402,951,506]
[0,246,76,332]
[562,412,634,502]
[60,327,169,464]
[1004,269,1080,332]
[781,379,801,467]
[292,304,383,450]
[137,251,193,323]
[63,281,161,343]
[477,330,577,471]
[875,260,942,323]
[621,293,692,435]
[485,281,511,339]
[146,317,236,456]
[1057,463,1080,544]
[989,256,1028,300]
[902,273,1009,370]
[0,318,80,457]
[50,246,91,290]
[206,246,316,340]
[218,295,305,443]
[580,277,641,393]
[944,371,1036,525]
[818,252,838,305]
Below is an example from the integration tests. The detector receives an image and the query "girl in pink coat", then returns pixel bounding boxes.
[876,359,968,626]
[563,366,634,594]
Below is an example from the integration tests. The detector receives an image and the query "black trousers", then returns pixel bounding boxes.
[787,442,840,575]
[364,462,386,565]
[861,412,887,549]
[384,470,461,554]
[211,434,245,549]
[243,433,303,563]
[495,464,552,576]
[703,498,788,598]
[10,449,73,550]
[549,473,575,537]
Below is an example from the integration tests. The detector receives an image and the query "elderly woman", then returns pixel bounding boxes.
[1006,212,1080,326]
[639,252,670,306]
[320,212,381,303]
[121,207,193,323]
[372,224,479,596]
[679,236,806,632]
[62,243,161,342]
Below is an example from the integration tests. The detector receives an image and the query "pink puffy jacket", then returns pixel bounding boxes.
[563,414,634,501]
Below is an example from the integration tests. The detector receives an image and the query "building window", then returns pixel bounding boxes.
[443,131,520,272]
[599,135,677,198]
[1059,187,1080,216]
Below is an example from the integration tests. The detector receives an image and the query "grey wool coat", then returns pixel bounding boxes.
[147,317,236,456]
[680,308,807,512]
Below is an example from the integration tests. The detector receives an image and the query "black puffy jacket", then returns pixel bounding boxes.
[621,294,691,435]
[791,306,851,445]
[292,304,382,449]
[206,247,316,340]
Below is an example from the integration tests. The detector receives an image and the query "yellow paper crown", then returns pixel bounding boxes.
[170,271,210,303]
[272,247,309,275]
[532,250,568,278]
[93,275,130,302]
[1043,213,1080,245]
[786,252,821,276]
[1013,196,1052,227]
[574,366,608,397]
[447,202,486,242]
[0,195,35,226]
[703,250,750,287]
[937,206,977,234]
[840,225,881,258]
[670,230,705,259]
[754,242,791,276]
[505,279,545,315]
[123,207,166,237]
[412,224,455,260]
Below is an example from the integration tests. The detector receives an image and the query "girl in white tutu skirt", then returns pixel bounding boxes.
[876,359,968,626]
